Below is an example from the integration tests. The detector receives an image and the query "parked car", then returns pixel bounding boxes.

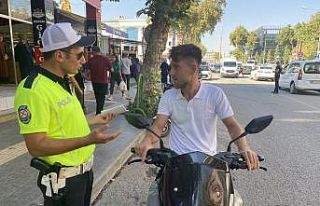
[242,64,254,75]
[199,64,213,80]
[211,64,221,73]
[220,58,239,78]
[250,64,274,81]
[279,60,320,94]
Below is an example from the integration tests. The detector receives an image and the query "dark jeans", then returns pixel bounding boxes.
[37,170,94,206]
[273,78,279,93]
[123,74,131,91]
[110,72,122,95]
[92,82,108,114]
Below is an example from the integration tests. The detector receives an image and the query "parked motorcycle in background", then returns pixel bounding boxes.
[126,113,273,206]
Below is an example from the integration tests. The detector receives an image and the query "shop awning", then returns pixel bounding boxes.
[109,37,146,45]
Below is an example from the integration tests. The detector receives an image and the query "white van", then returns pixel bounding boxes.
[279,60,320,94]
[220,58,239,78]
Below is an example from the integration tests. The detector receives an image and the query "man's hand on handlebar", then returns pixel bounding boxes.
[138,138,155,162]
[240,149,259,171]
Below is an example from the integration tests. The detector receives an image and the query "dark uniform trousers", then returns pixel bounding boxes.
[274,75,280,93]
[37,170,93,206]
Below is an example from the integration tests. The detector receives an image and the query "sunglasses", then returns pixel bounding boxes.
[61,49,84,60]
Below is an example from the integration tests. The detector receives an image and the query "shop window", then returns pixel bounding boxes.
[10,0,31,22]
[0,0,8,15]
[0,18,14,84]
[45,0,55,24]
[12,20,33,82]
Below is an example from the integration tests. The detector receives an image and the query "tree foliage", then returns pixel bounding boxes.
[229,11,320,64]
[229,26,248,50]
[246,32,258,58]
[175,0,226,44]
[266,50,274,63]
[229,26,253,62]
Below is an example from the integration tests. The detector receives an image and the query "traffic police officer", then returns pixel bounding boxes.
[14,23,122,206]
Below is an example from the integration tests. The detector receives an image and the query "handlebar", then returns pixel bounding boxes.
[128,147,177,167]
[215,152,267,171]
[128,148,267,171]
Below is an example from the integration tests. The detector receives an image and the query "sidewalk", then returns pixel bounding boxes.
[0,84,146,205]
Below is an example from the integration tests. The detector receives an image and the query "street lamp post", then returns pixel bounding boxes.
[219,17,224,60]
[317,32,320,54]
[262,31,267,64]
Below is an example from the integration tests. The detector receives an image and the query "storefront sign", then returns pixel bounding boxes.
[86,19,99,46]
[31,0,47,46]
[105,25,128,39]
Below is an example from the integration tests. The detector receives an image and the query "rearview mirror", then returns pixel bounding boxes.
[245,115,273,134]
[125,112,165,148]
[227,115,273,152]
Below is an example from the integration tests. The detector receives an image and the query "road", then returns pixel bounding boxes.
[94,76,320,206]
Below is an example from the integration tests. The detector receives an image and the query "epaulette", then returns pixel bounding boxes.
[23,68,40,89]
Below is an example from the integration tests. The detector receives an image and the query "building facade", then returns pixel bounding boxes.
[255,26,283,53]
[104,18,178,60]
[0,0,55,84]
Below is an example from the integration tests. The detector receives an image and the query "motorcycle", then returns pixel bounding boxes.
[125,113,273,206]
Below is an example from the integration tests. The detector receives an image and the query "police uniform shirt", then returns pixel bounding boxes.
[14,67,94,166]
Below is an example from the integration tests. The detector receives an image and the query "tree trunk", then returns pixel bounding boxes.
[140,7,171,117]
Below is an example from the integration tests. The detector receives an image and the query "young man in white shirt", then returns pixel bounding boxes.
[138,44,259,170]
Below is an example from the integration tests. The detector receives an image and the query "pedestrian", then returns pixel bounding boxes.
[14,23,122,206]
[273,61,282,94]
[14,37,34,80]
[130,57,140,83]
[107,54,124,101]
[73,67,86,112]
[0,33,9,83]
[87,46,112,114]
[160,58,170,88]
[121,53,132,95]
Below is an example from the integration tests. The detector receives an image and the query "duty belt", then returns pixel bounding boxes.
[59,157,93,179]
[31,157,94,198]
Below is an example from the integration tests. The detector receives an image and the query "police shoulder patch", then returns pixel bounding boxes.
[18,105,31,124]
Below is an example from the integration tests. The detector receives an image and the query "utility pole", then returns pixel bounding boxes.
[219,17,224,60]
[317,32,320,54]
[262,30,267,64]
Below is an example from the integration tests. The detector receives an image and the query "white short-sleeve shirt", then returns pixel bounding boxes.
[121,57,132,75]
[157,83,234,156]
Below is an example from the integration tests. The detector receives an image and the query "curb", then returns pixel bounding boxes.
[0,109,16,124]
[91,130,146,203]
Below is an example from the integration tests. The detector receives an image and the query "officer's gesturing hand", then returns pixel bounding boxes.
[96,113,117,124]
[88,124,122,144]
[88,113,117,126]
